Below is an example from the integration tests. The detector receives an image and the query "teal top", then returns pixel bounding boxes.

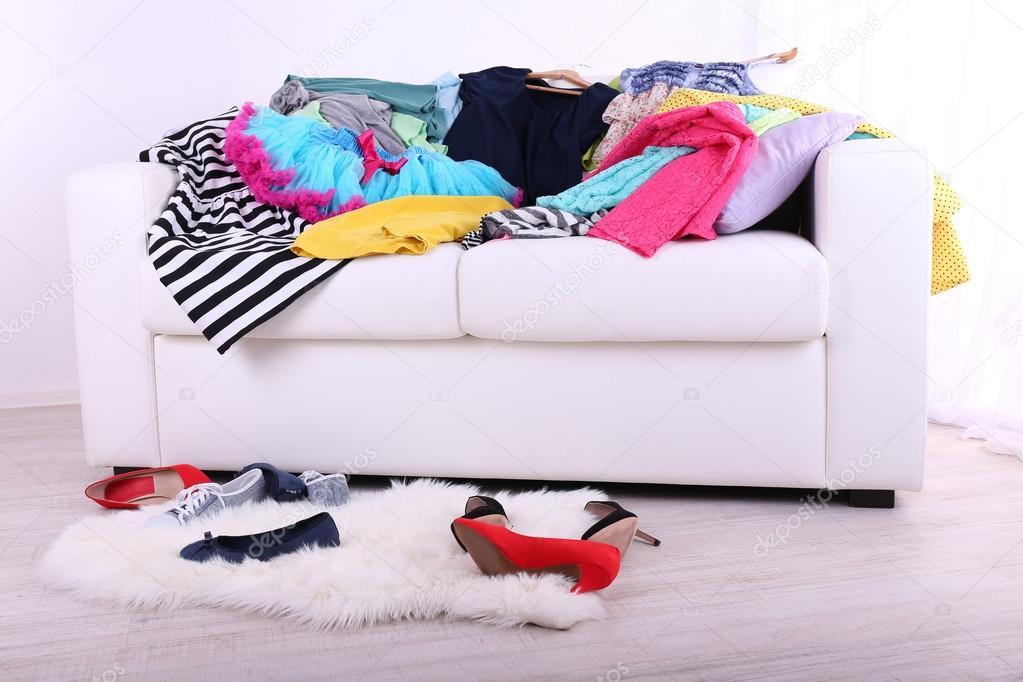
[285,75,445,141]
[537,145,694,214]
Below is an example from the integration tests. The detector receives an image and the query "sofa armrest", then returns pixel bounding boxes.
[66,162,178,468]
[810,139,932,491]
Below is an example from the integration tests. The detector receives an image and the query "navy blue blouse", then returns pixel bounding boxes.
[444,66,617,204]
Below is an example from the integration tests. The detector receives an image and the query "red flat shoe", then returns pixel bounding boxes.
[84,465,210,509]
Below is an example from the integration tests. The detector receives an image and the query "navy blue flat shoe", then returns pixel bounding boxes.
[237,462,307,502]
[179,511,340,563]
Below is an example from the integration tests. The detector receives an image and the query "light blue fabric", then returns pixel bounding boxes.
[737,103,774,124]
[245,106,517,216]
[536,145,694,214]
[432,71,462,141]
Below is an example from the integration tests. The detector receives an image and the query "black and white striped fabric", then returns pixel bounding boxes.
[140,109,348,353]
[461,206,608,249]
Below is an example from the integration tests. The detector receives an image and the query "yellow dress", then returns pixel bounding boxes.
[656,89,969,294]
[292,195,512,259]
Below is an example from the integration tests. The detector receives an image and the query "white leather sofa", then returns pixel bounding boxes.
[66,139,931,507]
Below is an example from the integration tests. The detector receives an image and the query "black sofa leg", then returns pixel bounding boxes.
[847,489,895,508]
[112,466,144,475]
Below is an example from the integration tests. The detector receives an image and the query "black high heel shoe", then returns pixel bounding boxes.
[450,495,509,552]
[581,501,660,561]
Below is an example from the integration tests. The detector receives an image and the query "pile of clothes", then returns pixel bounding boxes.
[142,61,969,354]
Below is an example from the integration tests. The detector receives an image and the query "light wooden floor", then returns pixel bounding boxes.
[1,405,1021,681]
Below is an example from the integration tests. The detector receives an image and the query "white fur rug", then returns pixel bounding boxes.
[41,479,609,629]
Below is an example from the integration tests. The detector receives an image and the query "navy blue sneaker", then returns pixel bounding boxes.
[237,463,307,502]
[179,511,340,563]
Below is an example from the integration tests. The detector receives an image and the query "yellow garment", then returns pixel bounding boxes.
[292,195,512,259]
[657,89,969,294]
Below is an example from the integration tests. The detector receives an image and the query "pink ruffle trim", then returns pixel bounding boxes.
[224,102,365,223]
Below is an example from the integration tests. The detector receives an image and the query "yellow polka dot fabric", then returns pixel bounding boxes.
[656,89,970,294]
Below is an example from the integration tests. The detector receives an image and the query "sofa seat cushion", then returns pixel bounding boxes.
[458,231,828,342]
[141,243,464,340]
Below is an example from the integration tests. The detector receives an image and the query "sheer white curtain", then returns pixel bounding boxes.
[747,0,1023,458]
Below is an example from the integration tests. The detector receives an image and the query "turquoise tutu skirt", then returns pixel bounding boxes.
[224,103,519,222]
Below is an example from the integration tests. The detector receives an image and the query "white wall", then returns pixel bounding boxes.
[0,0,770,406]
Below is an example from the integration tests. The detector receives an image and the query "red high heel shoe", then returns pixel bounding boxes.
[451,499,660,593]
[84,465,210,509]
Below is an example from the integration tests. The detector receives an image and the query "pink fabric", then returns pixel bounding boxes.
[356,129,408,184]
[587,102,757,257]
[511,187,524,209]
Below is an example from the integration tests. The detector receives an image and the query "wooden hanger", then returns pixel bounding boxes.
[525,69,592,96]
[742,47,798,65]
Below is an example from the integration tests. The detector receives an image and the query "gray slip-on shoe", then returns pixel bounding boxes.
[299,470,350,507]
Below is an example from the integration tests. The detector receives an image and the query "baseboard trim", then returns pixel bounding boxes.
[0,388,80,409]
